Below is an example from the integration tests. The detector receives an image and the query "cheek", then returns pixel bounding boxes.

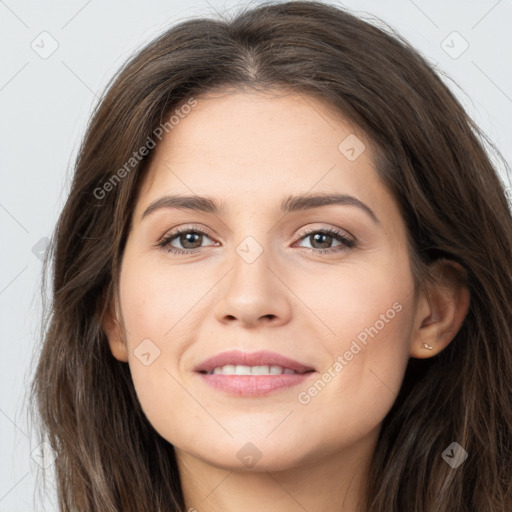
[297,263,415,433]
[117,254,213,442]
[119,250,210,343]
[294,306,413,454]
[307,254,414,358]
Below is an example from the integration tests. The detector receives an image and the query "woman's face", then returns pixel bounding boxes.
[108,89,422,472]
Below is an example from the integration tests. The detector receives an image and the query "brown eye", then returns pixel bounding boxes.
[157,227,216,254]
[175,232,204,250]
[295,227,356,254]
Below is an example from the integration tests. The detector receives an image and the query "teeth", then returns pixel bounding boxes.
[270,365,284,375]
[207,364,299,376]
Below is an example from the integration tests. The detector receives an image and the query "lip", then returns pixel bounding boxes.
[194,350,317,397]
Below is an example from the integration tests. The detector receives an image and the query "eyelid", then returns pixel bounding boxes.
[156,224,215,247]
[294,224,355,243]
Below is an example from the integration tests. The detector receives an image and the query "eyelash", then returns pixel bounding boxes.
[156,225,356,256]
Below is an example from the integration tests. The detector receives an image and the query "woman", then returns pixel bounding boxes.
[30,1,512,510]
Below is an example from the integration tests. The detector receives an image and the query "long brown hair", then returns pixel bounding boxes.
[29,1,512,510]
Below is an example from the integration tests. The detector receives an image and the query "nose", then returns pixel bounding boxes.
[213,241,293,328]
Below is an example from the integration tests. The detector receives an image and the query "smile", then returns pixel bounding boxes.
[194,349,317,396]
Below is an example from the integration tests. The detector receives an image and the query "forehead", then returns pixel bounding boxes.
[134,89,396,225]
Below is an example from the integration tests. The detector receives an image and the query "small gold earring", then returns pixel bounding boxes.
[422,343,433,350]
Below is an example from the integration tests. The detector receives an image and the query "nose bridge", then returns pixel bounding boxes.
[226,208,274,271]
[229,231,274,294]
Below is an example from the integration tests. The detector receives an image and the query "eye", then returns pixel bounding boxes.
[157,225,356,256]
[293,226,356,254]
[157,226,218,255]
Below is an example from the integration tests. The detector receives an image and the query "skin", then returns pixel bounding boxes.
[103,88,470,512]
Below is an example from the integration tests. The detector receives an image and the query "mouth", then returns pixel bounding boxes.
[194,350,316,397]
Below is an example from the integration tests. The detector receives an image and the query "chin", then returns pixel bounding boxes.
[179,435,312,473]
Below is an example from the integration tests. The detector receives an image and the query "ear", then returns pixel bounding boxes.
[410,259,470,359]
[101,293,129,363]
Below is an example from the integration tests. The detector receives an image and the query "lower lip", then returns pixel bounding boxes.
[197,372,316,397]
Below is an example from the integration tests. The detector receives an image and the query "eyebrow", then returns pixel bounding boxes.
[141,192,379,223]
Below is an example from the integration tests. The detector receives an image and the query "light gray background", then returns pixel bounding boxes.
[1,0,511,510]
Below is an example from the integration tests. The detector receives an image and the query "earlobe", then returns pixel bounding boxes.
[409,260,470,359]
[101,297,129,363]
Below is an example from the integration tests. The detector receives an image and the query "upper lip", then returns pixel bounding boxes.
[194,350,315,374]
